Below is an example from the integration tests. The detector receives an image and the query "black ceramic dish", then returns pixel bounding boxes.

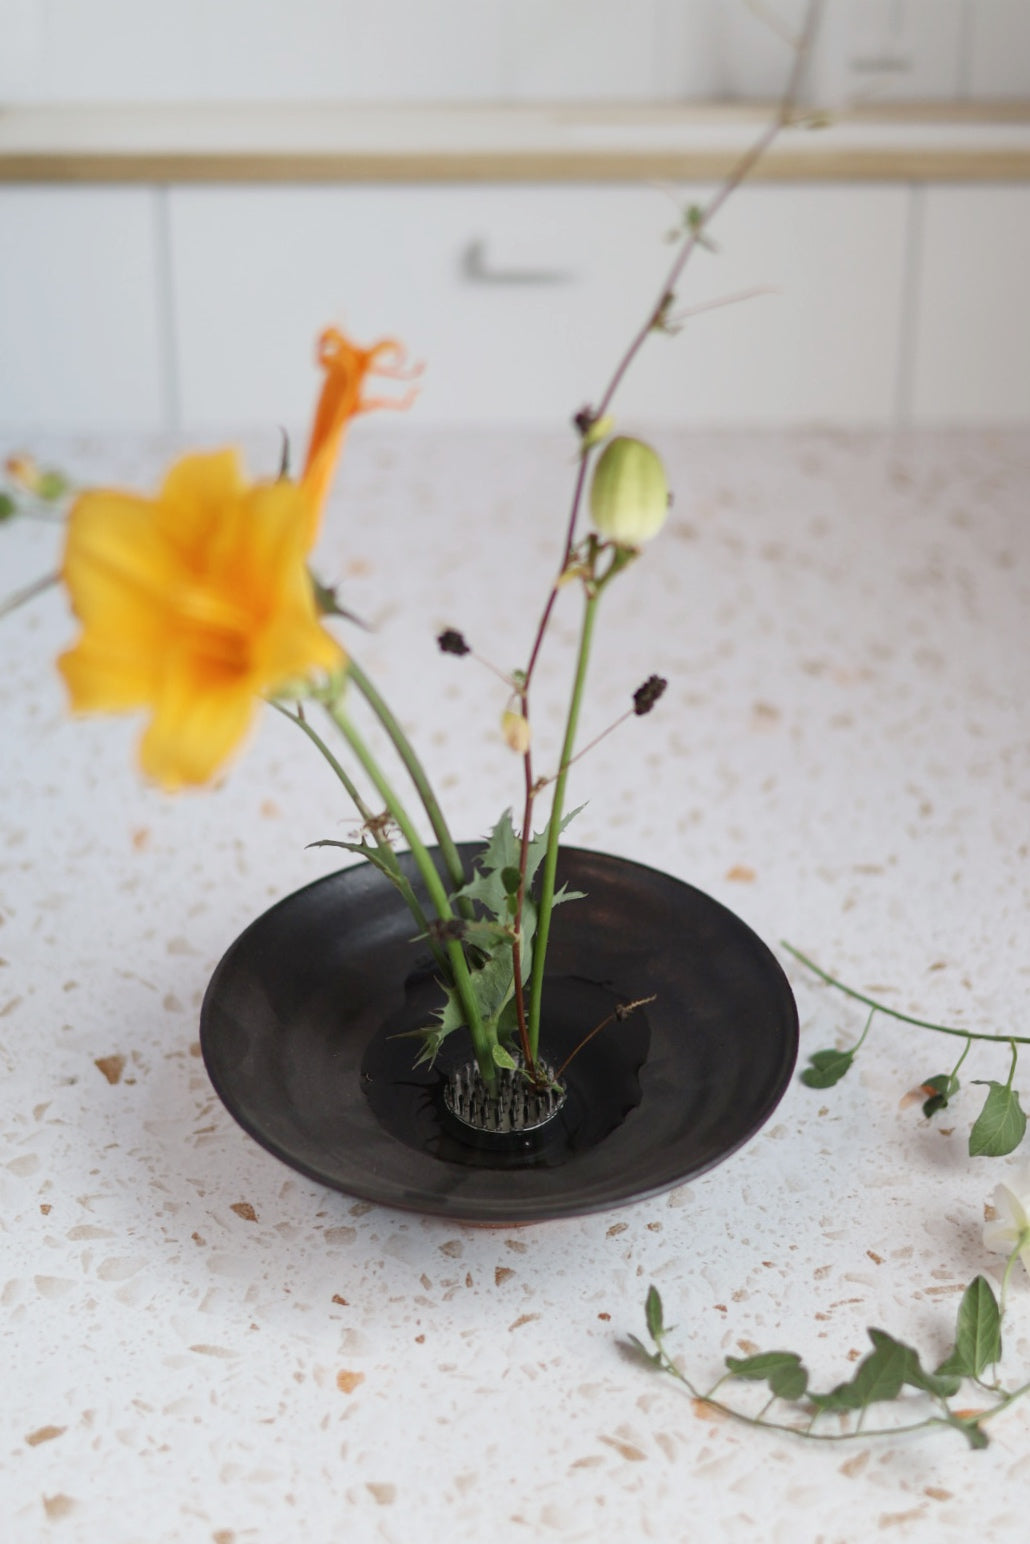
[200,845,798,1223]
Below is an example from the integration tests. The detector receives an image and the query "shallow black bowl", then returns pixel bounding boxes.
[200,845,798,1223]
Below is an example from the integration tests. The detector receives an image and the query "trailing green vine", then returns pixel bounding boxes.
[632,1259,1030,1450]
[785,944,1028,1159]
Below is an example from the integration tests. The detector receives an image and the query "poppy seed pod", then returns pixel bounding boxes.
[589,436,669,548]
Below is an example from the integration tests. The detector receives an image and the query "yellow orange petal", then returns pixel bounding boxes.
[62,490,177,623]
[58,634,159,713]
[58,443,344,788]
[158,450,247,560]
[140,666,258,790]
[301,327,418,541]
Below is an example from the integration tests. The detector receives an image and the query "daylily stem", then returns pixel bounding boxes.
[323,693,494,1086]
[0,568,59,621]
[269,698,445,973]
[527,589,600,1058]
[346,655,469,907]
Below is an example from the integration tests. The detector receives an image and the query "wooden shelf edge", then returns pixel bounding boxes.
[4,147,1030,184]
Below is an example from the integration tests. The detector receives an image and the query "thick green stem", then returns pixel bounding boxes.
[322,694,494,1085]
[527,590,600,1058]
[269,699,445,972]
[346,656,468,904]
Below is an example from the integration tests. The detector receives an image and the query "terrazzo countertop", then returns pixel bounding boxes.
[2,425,1029,1543]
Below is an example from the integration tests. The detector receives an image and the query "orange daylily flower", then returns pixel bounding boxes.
[58,449,343,790]
[300,326,419,540]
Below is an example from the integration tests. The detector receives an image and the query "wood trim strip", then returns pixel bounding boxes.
[3,147,1030,183]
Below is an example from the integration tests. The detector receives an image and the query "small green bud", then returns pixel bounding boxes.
[36,470,69,501]
[589,436,669,548]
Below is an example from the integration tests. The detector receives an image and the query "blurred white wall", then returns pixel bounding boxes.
[2,1,1029,107]
[1,2,1029,432]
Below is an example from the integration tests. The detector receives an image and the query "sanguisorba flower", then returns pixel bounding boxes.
[983,1171,1030,1279]
[58,449,343,790]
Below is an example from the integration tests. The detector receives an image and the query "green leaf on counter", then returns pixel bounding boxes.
[969,1082,1027,1157]
[645,1285,665,1343]
[800,1047,854,1088]
[627,1333,663,1368]
[936,1276,1001,1381]
[950,1415,990,1450]
[922,1071,960,1118]
[725,1351,808,1402]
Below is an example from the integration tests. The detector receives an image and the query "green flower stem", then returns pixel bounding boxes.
[322,693,494,1085]
[527,589,600,1059]
[269,699,446,974]
[346,656,469,909]
[783,944,1030,1047]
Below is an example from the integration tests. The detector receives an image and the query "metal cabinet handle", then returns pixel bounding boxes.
[461,238,575,286]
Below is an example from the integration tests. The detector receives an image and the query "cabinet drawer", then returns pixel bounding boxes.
[168,182,909,428]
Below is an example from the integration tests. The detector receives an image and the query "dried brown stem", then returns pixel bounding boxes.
[553,995,657,1082]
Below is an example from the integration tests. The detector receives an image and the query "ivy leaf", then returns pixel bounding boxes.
[725,1351,809,1402]
[626,1333,663,1368]
[922,1072,960,1118]
[810,1330,909,1412]
[949,1414,990,1450]
[811,1329,962,1413]
[800,1048,854,1089]
[645,1284,665,1343]
[968,1082,1027,1157]
[936,1276,1002,1381]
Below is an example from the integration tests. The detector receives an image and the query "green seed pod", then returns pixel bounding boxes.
[588,436,668,547]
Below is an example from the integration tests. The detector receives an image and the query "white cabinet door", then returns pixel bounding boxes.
[911,186,1030,424]
[168,183,909,429]
[0,186,165,430]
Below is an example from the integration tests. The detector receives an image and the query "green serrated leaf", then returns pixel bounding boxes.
[491,1043,518,1071]
[800,1048,854,1089]
[922,1071,960,1119]
[936,1276,1002,1381]
[411,1029,448,1071]
[969,1081,1027,1157]
[645,1285,664,1342]
[725,1351,809,1402]
[0,491,16,521]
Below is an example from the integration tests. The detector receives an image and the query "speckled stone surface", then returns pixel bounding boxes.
[2,426,1029,1543]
